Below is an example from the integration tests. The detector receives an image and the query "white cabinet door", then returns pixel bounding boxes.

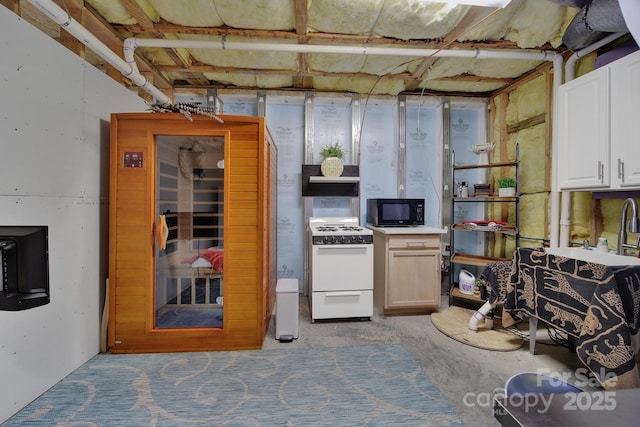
[557,66,610,190]
[611,50,640,188]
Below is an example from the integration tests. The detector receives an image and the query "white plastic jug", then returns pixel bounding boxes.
[459,269,475,295]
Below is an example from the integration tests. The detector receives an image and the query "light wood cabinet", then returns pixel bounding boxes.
[370,227,444,313]
[557,50,640,191]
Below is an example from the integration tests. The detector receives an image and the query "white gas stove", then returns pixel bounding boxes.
[309,217,374,245]
[308,217,373,321]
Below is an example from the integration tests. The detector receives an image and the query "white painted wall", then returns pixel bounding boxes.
[0,8,146,423]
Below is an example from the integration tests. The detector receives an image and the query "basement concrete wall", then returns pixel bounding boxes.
[0,8,146,423]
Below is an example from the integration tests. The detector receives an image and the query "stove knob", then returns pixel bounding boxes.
[323,236,331,244]
[357,236,364,242]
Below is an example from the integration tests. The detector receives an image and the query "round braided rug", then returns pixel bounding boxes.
[431,306,523,351]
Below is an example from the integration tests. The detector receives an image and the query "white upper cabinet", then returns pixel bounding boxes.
[557,50,640,191]
[610,50,640,188]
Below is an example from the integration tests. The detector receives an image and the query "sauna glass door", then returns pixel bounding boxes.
[154,135,224,329]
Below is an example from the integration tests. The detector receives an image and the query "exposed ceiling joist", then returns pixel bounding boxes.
[7,0,629,99]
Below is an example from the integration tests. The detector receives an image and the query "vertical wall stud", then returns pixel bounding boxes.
[398,95,407,198]
[257,90,266,117]
[303,92,315,295]
[351,93,361,216]
[441,97,451,288]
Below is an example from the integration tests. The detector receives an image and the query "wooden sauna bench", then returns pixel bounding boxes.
[157,249,224,308]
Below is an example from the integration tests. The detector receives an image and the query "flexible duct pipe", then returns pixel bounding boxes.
[26,0,171,104]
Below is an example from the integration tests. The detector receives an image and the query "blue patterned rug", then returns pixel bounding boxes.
[5,345,465,426]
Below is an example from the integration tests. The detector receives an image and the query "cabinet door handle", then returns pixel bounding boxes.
[406,242,427,247]
[618,158,625,182]
[597,161,603,183]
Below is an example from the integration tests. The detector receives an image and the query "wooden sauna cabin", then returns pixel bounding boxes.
[108,113,277,353]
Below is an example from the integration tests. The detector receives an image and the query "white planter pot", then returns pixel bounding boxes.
[320,157,344,177]
[498,187,516,197]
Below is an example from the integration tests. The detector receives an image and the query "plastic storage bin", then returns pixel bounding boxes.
[275,278,299,341]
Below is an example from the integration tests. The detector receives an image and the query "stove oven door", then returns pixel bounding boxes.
[310,243,373,320]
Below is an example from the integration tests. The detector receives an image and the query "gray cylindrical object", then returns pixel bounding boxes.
[562,0,629,50]
[589,0,628,32]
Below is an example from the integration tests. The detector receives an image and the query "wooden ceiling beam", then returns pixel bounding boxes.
[294,0,308,35]
[406,6,499,91]
[160,63,512,86]
[82,3,172,90]
[112,22,548,51]
[0,0,20,13]
[118,0,211,90]
[118,0,155,30]
[53,0,85,58]
[435,74,513,84]
[160,64,414,80]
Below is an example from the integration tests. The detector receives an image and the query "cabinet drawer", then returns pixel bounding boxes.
[388,235,439,249]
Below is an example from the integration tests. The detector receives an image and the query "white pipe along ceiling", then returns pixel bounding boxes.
[27,0,631,249]
[27,0,564,106]
[26,0,171,104]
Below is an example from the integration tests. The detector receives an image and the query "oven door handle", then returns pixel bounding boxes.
[316,245,369,252]
[325,291,362,297]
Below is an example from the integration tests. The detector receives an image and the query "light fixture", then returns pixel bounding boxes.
[433,0,512,7]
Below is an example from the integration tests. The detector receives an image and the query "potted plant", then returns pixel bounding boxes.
[319,142,345,177]
[497,177,516,197]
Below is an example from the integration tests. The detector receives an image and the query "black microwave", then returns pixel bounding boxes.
[367,198,425,227]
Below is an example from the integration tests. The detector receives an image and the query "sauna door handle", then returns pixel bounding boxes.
[156,214,169,250]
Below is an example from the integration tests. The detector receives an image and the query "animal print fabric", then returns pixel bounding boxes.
[502,248,640,390]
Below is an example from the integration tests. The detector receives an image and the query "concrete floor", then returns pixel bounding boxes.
[262,294,596,427]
